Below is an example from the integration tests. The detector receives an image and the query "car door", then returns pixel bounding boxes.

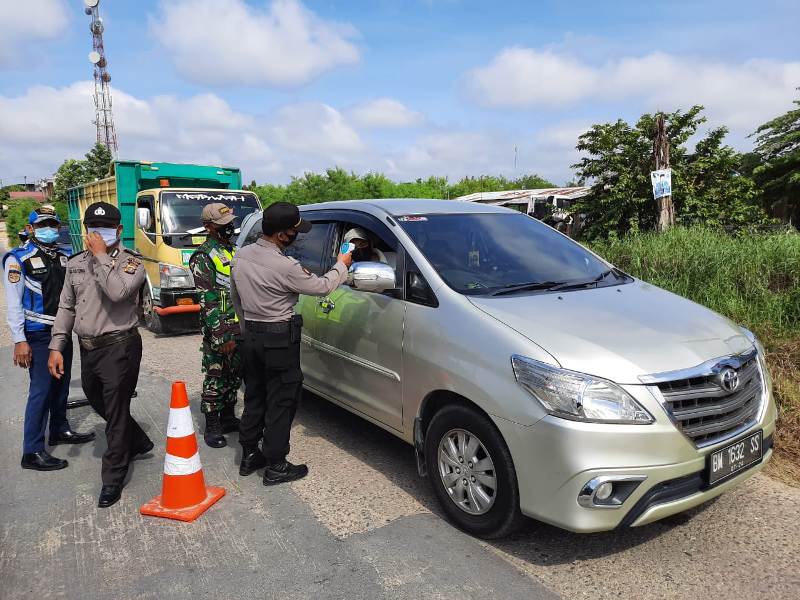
[308,211,405,432]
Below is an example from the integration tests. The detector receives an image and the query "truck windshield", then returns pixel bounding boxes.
[398,213,622,296]
[159,191,261,248]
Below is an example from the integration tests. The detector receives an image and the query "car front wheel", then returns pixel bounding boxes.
[424,403,524,539]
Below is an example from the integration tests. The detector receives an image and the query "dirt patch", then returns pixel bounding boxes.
[764,335,800,486]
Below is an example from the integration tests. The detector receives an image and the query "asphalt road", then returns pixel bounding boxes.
[1,233,799,598]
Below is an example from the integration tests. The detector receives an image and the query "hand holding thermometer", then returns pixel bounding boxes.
[340,242,356,254]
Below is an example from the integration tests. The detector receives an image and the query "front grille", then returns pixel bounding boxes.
[656,351,763,447]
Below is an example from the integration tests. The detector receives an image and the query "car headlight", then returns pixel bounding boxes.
[159,263,194,289]
[511,355,653,424]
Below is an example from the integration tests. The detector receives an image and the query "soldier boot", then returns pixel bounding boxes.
[203,411,227,448]
[220,403,240,433]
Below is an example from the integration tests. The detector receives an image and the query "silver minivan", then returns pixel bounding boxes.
[237,199,776,538]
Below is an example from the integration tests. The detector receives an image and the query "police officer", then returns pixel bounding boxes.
[188,203,242,448]
[231,202,352,485]
[3,206,95,471]
[48,202,153,508]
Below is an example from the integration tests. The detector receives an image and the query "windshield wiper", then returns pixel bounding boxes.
[546,268,624,292]
[490,281,562,296]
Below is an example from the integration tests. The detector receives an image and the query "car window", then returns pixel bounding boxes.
[241,217,263,247]
[286,222,334,275]
[399,212,614,295]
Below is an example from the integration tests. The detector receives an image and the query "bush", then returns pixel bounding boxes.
[589,227,800,482]
[4,199,69,246]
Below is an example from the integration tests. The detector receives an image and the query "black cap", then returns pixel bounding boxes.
[261,202,311,235]
[84,202,121,226]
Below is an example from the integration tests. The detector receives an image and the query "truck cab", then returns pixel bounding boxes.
[135,188,261,333]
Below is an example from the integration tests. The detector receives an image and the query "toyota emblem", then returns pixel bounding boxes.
[720,368,739,392]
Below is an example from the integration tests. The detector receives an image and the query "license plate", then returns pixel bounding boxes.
[708,430,763,486]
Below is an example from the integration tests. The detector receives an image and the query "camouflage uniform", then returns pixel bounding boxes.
[189,237,241,414]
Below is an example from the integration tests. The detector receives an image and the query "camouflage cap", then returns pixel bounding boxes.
[201,203,236,225]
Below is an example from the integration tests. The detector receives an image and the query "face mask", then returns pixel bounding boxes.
[282,230,298,247]
[34,227,59,245]
[219,224,236,240]
[88,227,120,246]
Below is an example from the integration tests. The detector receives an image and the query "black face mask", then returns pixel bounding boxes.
[282,230,298,247]
[219,224,236,240]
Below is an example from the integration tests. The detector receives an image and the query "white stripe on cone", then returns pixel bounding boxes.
[166,406,195,438]
[164,452,202,476]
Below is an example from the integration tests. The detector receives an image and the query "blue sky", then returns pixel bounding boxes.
[1,0,798,187]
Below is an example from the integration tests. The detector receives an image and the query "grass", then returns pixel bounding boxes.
[589,227,800,485]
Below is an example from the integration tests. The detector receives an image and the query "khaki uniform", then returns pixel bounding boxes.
[50,246,152,486]
[231,238,348,461]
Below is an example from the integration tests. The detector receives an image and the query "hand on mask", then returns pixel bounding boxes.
[85,231,109,256]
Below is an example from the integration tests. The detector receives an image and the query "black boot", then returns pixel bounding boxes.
[203,411,226,448]
[21,451,68,471]
[239,446,267,476]
[98,485,122,508]
[263,460,309,486]
[220,404,240,434]
[49,429,96,445]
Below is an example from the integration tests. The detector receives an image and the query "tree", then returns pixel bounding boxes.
[750,95,800,225]
[571,106,769,240]
[53,159,89,204]
[84,142,113,181]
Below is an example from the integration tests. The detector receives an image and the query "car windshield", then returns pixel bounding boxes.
[398,212,620,295]
[160,191,261,248]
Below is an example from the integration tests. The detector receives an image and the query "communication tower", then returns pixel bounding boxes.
[84,0,118,155]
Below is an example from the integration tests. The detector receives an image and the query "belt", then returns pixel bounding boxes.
[79,327,139,351]
[244,319,292,333]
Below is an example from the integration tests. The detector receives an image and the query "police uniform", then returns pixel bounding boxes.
[231,202,349,484]
[49,202,153,507]
[188,203,242,448]
[3,206,94,470]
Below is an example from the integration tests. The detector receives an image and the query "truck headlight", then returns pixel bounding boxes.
[159,263,194,289]
[511,355,653,424]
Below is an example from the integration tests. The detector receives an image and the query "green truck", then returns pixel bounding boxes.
[68,160,262,333]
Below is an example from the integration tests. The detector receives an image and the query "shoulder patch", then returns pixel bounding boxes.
[7,268,21,283]
[123,257,141,274]
[302,267,312,276]
[123,248,142,258]
[68,251,89,263]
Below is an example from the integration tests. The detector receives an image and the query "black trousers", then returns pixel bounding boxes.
[239,317,304,463]
[81,333,151,486]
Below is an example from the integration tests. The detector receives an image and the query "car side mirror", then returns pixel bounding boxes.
[137,207,152,230]
[348,262,396,294]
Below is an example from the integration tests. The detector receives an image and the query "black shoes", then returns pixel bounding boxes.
[239,447,267,476]
[97,485,122,508]
[49,429,96,446]
[220,405,240,434]
[263,461,308,486]
[21,451,68,471]
[203,411,227,448]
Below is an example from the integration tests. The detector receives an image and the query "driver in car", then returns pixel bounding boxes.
[343,228,387,264]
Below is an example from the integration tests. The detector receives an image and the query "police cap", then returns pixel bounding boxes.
[84,202,121,226]
[261,202,311,235]
[28,204,61,225]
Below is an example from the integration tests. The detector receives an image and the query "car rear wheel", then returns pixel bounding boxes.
[141,286,163,335]
[425,403,524,539]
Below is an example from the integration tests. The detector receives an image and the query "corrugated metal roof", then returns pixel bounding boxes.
[455,187,591,203]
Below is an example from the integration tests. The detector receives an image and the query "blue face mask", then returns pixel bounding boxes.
[34,227,59,245]
[87,227,120,246]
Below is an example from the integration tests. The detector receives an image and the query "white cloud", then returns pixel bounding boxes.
[347,98,424,129]
[466,48,800,130]
[0,0,68,67]
[268,102,364,158]
[150,0,360,86]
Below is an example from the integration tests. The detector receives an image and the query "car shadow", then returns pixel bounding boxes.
[294,389,719,566]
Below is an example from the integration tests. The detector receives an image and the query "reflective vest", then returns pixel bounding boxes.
[208,246,237,323]
[3,241,67,332]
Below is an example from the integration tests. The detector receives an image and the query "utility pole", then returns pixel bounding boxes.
[653,114,674,230]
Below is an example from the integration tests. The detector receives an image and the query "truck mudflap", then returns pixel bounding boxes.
[152,288,201,333]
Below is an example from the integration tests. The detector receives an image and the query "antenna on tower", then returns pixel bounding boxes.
[84,0,118,156]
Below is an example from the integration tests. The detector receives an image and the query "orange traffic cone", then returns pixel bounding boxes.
[140,381,225,522]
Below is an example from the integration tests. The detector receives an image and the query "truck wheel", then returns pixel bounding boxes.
[424,404,524,539]
[141,287,164,335]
